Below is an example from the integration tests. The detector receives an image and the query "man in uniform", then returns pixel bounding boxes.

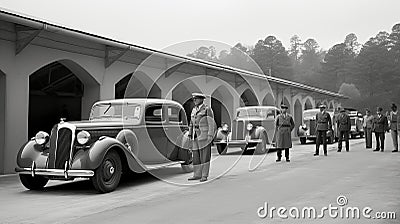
[314,104,332,156]
[363,109,374,149]
[388,104,399,152]
[336,108,351,152]
[187,93,215,182]
[373,107,389,152]
[275,104,295,162]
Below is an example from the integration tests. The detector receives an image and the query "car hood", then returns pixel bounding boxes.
[66,120,127,130]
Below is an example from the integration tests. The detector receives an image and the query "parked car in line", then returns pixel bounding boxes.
[15,99,193,193]
[214,106,279,154]
[298,109,337,144]
[347,110,364,139]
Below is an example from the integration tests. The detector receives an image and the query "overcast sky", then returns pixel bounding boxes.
[1,0,399,55]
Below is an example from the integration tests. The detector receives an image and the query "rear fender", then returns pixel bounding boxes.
[71,137,146,173]
[16,140,48,169]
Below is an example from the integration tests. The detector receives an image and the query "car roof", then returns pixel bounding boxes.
[93,98,182,107]
[236,106,278,110]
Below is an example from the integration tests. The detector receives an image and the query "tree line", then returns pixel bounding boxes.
[187,23,400,111]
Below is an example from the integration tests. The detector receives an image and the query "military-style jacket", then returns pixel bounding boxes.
[316,111,332,131]
[372,114,388,133]
[336,112,351,132]
[388,111,399,131]
[188,104,215,141]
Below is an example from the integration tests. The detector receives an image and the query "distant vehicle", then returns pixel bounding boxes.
[346,109,364,139]
[214,106,279,154]
[298,109,336,144]
[15,99,193,193]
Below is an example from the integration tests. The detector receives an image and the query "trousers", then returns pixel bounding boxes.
[192,139,211,178]
[391,129,399,150]
[375,132,385,150]
[277,148,289,159]
[364,128,372,148]
[315,130,328,155]
[338,131,349,151]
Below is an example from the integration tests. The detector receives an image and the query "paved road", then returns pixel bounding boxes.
[1,134,399,224]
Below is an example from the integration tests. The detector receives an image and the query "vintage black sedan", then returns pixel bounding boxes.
[214,106,278,154]
[15,99,192,193]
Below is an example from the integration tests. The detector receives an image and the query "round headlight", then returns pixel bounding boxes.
[247,123,253,131]
[35,131,49,145]
[77,130,90,145]
[222,124,229,132]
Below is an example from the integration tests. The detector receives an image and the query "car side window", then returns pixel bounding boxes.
[168,106,187,125]
[145,104,165,123]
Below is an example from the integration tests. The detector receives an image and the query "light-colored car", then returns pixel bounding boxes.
[298,109,336,144]
[214,106,279,154]
[15,99,192,193]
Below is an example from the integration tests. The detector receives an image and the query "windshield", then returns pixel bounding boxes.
[303,110,318,120]
[90,103,141,122]
[236,108,275,118]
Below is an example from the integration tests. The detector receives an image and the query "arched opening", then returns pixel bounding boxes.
[329,101,335,110]
[294,99,302,136]
[304,98,313,110]
[172,80,201,121]
[28,60,100,138]
[211,85,233,128]
[240,89,259,107]
[262,93,275,106]
[115,71,161,99]
[0,70,5,174]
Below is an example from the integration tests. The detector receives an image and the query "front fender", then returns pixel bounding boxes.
[71,137,146,173]
[214,128,229,141]
[253,126,270,144]
[16,140,48,169]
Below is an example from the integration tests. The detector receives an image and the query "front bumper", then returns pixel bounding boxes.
[214,139,262,147]
[15,162,94,179]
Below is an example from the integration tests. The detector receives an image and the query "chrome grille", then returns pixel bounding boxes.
[55,128,73,169]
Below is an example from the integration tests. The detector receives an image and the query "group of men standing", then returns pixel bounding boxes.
[185,91,399,182]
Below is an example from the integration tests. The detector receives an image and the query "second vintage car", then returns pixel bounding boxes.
[15,99,193,193]
[214,106,279,154]
[298,108,337,144]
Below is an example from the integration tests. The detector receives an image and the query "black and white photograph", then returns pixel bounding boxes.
[0,0,399,223]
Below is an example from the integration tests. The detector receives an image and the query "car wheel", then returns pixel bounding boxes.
[217,143,227,155]
[300,137,306,144]
[328,136,333,144]
[19,174,49,190]
[92,150,122,193]
[255,133,268,154]
[351,134,355,139]
[360,132,364,138]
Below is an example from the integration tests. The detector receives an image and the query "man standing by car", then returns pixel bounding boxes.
[275,104,295,162]
[388,104,399,152]
[314,104,332,156]
[373,107,389,152]
[188,93,215,182]
[337,108,351,152]
[363,109,374,149]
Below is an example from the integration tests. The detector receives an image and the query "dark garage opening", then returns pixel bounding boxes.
[29,62,83,138]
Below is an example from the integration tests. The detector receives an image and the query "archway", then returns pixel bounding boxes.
[304,98,313,110]
[115,71,161,99]
[240,89,259,107]
[294,99,302,136]
[329,101,335,110]
[262,93,275,106]
[172,80,201,121]
[0,70,5,174]
[211,85,234,127]
[28,60,100,138]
